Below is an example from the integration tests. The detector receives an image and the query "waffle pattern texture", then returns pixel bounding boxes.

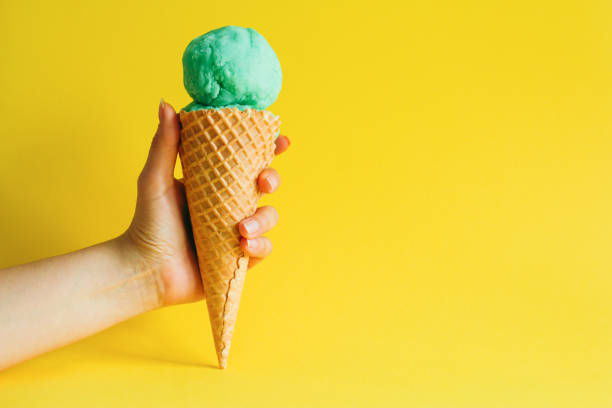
[178,108,280,368]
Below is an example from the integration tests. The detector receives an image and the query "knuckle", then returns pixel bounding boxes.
[265,168,278,179]
[264,206,279,224]
[138,171,166,195]
[260,168,273,180]
[264,238,273,253]
[267,171,280,187]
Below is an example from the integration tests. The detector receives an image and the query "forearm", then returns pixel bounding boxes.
[0,236,164,370]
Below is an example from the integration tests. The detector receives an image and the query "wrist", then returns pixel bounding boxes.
[111,233,166,310]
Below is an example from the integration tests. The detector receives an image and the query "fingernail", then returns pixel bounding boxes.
[246,239,259,250]
[158,98,165,120]
[265,175,279,192]
[242,219,259,235]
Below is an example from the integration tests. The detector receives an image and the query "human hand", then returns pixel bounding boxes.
[121,100,290,306]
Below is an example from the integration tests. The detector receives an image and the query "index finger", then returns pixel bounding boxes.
[275,135,291,155]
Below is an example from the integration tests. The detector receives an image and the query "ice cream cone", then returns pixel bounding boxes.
[178,107,280,369]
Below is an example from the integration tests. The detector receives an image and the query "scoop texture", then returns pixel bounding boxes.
[182,26,282,111]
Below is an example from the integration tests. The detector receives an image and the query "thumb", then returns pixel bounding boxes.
[141,99,180,188]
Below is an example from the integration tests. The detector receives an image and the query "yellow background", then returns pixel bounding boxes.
[1,0,611,406]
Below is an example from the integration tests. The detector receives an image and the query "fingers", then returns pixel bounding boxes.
[259,135,288,193]
[247,257,265,269]
[238,206,278,239]
[241,236,272,269]
[240,237,273,258]
[275,135,291,155]
[258,168,280,193]
[243,136,287,268]
[140,100,180,190]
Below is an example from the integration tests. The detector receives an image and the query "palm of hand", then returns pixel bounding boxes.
[127,177,201,306]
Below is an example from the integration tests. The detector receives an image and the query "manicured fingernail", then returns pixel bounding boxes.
[242,219,259,235]
[158,98,165,120]
[265,175,279,191]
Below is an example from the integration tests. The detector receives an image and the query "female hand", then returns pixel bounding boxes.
[122,100,290,306]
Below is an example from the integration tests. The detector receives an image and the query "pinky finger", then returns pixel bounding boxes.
[241,237,273,258]
[242,236,272,269]
[248,257,264,269]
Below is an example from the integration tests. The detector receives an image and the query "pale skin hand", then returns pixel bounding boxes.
[0,100,290,370]
[126,101,290,305]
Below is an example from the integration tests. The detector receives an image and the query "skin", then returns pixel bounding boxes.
[0,101,290,370]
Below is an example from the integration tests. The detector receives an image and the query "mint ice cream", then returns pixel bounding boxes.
[182,26,282,111]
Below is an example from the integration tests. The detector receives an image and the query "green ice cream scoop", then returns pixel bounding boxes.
[182,26,282,111]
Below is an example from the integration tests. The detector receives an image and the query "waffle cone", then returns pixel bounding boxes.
[178,108,280,369]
